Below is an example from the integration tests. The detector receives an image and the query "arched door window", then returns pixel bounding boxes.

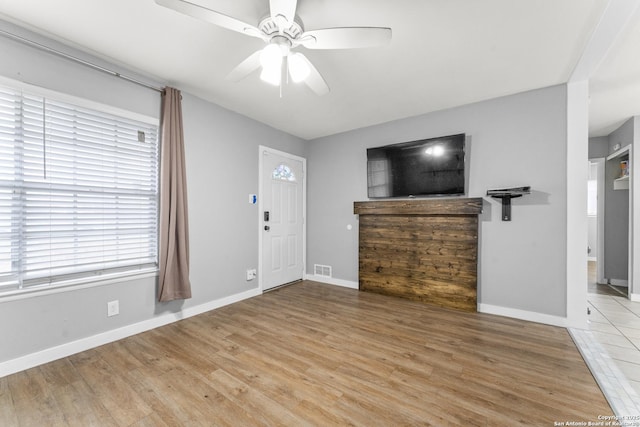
[272,163,296,182]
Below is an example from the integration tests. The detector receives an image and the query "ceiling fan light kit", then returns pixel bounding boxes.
[259,42,284,85]
[259,63,281,86]
[288,53,310,83]
[155,0,392,96]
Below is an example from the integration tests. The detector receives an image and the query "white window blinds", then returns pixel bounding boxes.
[0,84,159,293]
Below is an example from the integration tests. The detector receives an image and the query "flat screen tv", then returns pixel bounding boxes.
[367,133,466,198]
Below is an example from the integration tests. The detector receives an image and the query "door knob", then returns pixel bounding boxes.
[264,225,270,231]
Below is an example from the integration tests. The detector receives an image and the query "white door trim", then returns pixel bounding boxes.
[592,157,606,284]
[258,145,307,292]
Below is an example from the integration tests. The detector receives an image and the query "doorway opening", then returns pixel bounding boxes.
[588,157,630,297]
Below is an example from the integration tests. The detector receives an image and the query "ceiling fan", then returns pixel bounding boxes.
[155,0,392,95]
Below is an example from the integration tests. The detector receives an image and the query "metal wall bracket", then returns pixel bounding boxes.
[486,187,531,221]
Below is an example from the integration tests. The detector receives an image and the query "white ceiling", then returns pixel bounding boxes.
[0,0,638,140]
[589,2,640,137]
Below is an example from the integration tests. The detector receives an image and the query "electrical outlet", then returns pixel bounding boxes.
[246,269,257,281]
[107,300,119,317]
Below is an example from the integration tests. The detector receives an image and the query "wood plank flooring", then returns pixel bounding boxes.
[1,281,611,426]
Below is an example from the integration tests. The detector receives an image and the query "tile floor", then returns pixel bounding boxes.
[571,291,640,416]
[588,293,640,392]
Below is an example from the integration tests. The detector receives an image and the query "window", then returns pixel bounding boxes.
[587,179,597,216]
[0,83,159,294]
[272,163,296,181]
[587,162,597,217]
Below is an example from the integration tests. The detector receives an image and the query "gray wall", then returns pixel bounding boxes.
[0,20,159,119]
[609,118,634,155]
[307,85,568,317]
[603,118,634,282]
[0,24,305,363]
[182,93,306,306]
[589,136,609,159]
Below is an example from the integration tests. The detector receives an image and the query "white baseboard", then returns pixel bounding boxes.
[308,277,574,328]
[0,287,261,378]
[609,279,628,287]
[305,274,358,289]
[630,293,640,302]
[478,303,568,328]
[307,279,569,327]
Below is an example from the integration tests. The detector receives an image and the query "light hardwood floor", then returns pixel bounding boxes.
[1,281,611,426]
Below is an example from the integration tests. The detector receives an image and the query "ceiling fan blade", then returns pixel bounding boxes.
[155,0,264,40]
[270,0,297,25]
[226,50,262,82]
[295,53,329,96]
[300,27,392,49]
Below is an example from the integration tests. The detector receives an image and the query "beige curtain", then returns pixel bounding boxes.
[158,87,192,302]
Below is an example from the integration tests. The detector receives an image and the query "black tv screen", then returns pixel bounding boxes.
[367,133,466,198]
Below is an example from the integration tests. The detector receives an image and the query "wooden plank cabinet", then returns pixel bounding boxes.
[354,198,483,312]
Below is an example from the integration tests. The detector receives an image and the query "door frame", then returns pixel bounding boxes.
[258,145,307,292]
[591,158,606,285]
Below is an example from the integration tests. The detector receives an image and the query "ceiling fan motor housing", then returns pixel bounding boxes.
[258,16,304,40]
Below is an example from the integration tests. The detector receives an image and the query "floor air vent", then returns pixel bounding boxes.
[314,264,332,278]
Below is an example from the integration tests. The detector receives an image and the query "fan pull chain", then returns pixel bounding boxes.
[281,57,289,99]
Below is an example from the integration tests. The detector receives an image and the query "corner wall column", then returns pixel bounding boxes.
[566,80,589,328]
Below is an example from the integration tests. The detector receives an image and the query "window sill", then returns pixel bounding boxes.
[0,268,158,303]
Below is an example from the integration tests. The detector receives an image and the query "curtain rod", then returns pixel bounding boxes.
[0,28,164,93]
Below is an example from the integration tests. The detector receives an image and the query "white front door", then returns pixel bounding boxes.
[260,147,305,291]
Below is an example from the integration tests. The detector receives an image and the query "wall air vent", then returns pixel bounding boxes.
[314,264,332,278]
